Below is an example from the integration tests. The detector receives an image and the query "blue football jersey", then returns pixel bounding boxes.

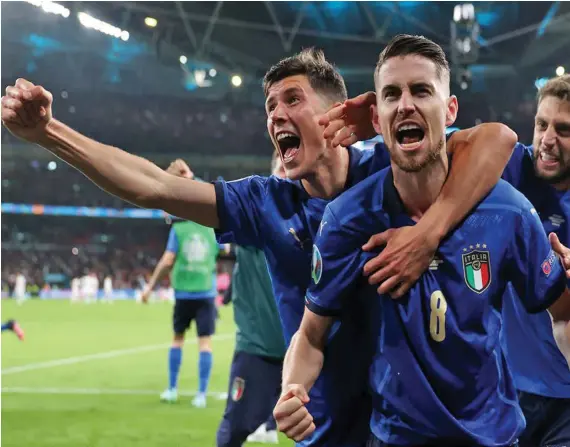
[500,143,570,398]
[214,145,390,447]
[306,167,567,446]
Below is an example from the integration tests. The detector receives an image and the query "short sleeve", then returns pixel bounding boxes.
[214,177,266,249]
[305,207,371,317]
[166,227,178,254]
[507,206,566,313]
[502,143,532,189]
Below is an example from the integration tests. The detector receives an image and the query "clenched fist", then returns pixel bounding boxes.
[1,78,54,144]
[166,158,194,179]
[273,384,315,442]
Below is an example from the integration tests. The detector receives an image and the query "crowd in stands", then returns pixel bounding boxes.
[0,89,271,157]
[1,214,234,295]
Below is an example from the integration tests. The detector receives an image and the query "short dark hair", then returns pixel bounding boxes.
[263,48,347,104]
[538,74,570,104]
[375,34,450,83]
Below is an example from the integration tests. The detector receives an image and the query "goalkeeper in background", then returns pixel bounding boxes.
[141,160,219,408]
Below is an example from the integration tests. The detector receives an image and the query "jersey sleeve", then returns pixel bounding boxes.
[501,143,532,189]
[213,177,266,249]
[507,206,566,313]
[305,207,368,317]
[165,227,178,254]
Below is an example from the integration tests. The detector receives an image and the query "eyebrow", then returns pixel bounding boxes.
[381,81,433,95]
[266,86,304,107]
[535,115,570,130]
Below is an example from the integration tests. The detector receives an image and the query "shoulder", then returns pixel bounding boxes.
[221,174,301,200]
[327,166,392,231]
[480,179,537,218]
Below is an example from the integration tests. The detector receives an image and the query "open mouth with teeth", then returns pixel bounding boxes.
[395,123,426,149]
[276,132,302,163]
[539,150,560,168]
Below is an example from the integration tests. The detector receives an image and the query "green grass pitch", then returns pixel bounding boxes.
[1,299,292,447]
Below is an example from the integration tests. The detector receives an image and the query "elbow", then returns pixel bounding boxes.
[482,123,518,158]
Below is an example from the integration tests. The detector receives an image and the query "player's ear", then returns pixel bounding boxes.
[371,104,382,135]
[445,95,458,127]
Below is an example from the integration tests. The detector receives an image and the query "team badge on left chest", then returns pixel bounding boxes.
[311,245,323,285]
[462,244,491,294]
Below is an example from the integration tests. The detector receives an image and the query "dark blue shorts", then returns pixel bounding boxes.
[216,350,283,447]
[172,298,215,337]
[518,391,570,447]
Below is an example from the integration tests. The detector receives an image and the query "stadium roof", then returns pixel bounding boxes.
[2,1,570,99]
[74,1,570,80]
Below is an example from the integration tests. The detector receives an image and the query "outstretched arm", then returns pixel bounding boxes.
[1,79,218,227]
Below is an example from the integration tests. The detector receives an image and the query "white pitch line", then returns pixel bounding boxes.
[1,387,228,400]
[2,333,234,375]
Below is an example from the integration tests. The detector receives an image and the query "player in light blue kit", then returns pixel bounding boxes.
[276,35,570,447]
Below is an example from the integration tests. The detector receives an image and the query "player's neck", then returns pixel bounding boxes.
[301,145,349,199]
[392,152,449,222]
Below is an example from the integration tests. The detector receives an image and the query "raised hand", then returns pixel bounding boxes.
[550,232,570,278]
[318,91,377,147]
[1,78,54,144]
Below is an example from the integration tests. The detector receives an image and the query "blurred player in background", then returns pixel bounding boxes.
[81,270,99,304]
[14,271,27,305]
[499,74,570,447]
[70,275,81,303]
[141,162,219,409]
[1,319,25,341]
[216,153,286,447]
[2,55,516,446]
[103,274,113,303]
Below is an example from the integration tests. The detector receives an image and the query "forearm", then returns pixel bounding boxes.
[282,332,325,394]
[147,261,173,290]
[39,119,219,226]
[40,119,172,208]
[424,123,517,239]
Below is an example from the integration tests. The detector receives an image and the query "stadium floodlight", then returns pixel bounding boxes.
[78,12,130,41]
[556,66,565,77]
[194,70,213,87]
[144,17,158,28]
[231,75,243,87]
[179,55,188,64]
[25,0,70,18]
[454,3,475,23]
[209,68,217,77]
